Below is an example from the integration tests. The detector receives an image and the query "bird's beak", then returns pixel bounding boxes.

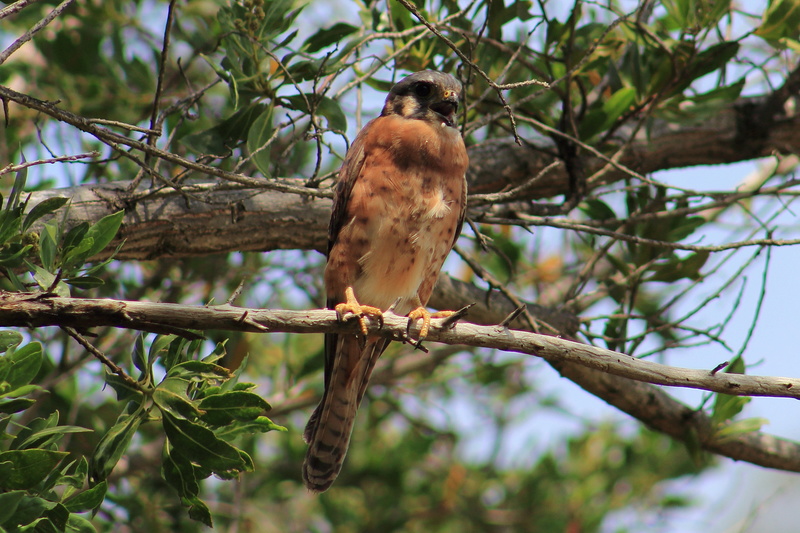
[431,90,459,127]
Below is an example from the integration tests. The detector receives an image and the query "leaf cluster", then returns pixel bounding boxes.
[0,334,102,533]
[88,335,284,527]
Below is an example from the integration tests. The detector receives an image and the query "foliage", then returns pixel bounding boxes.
[0,0,798,530]
[0,327,284,531]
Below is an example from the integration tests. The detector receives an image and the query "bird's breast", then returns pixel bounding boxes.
[326,114,468,312]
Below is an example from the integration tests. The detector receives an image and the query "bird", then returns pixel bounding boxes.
[302,70,469,492]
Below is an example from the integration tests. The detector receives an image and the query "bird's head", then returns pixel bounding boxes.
[381,70,462,129]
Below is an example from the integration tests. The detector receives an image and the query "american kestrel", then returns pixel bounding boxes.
[302,70,469,492]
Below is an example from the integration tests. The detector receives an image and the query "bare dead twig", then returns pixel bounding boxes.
[0,151,99,176]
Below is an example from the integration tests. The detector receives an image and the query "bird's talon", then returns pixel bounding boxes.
[407,306,464,340]
[334,287,383,336]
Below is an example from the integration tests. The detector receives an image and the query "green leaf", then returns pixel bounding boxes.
[198,391,271,426]
[83,210,124,259]
[61,237,95,272]
[284,58,327,82]
[2,384,41,399]
[648,251,709,282]
[303,22,359,53]
[579,199,616,222]
[4,267,26,292]
[56,457,89,497]
[689,78,746,105]
[66,514,98,533]
[0,210,22,248]
[148,335,176,369]
[59,457,89,495]
[153,377,203,420]
[0,243,33,268]
[161,412,246,475]
[29,264,70,296]
[163,338,193,371]
[782,36,800,52]
[7,163,27,211]
[0,398,36,414]
[0,491,25,525]
[661,0,691,27]
[30,264,56,292]
[4,495,54,529]
[284,94,347,131]
[756,0,800,40]
[0,342,42,393]
[186,496,213,527]
[43,503,69,531]
[667,216,705,242]
[38,223,59,272]
[246,106,274,178]
[0,450,69,490]
[683,42,740,88]
[181,104,267,155]
[162,450,201,498]
[167,360,232,382]
[711,356,749,425]
[132,335,146,375]
[9,411,59,450]
[0,331,23,353]
[388,0,415,30]
[214,416,287,440]
[64,481,107,513]
[103,370,144,403]
[715,418,769,441]
[22,197,69,233]
[13,425,92,451]
[60,223,88,258]
[63,276,104,289]
[89,411,143,483]
[578,86,636,139]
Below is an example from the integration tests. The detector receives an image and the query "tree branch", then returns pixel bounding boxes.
[4,291,800,472]
[3,293,798,398]
[466,95,800,198]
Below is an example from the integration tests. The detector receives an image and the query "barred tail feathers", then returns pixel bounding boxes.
[302,335,388,492]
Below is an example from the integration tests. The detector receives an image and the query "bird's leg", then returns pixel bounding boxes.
[406,297,458,340]
[335,287,383,336]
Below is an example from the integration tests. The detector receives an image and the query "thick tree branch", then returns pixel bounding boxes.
[3,291,800,472]
[467,94,800,198]
[449,287,800,474]
[2,292,798,399]
[29,181,329,260]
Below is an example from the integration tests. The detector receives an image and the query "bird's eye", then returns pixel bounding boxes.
[412,82,432,97]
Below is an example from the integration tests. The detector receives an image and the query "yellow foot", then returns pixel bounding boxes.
[335,287,383,336]
[406,307,457,339]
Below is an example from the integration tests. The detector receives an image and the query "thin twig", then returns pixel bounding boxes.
[0,84,332,199]
[0,0,76,65]
[61,326,145,393]
[0,151,99,177]
[0,0,40,20]
[479,214,800,252]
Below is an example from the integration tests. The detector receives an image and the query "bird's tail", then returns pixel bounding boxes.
[302,334,388,492]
